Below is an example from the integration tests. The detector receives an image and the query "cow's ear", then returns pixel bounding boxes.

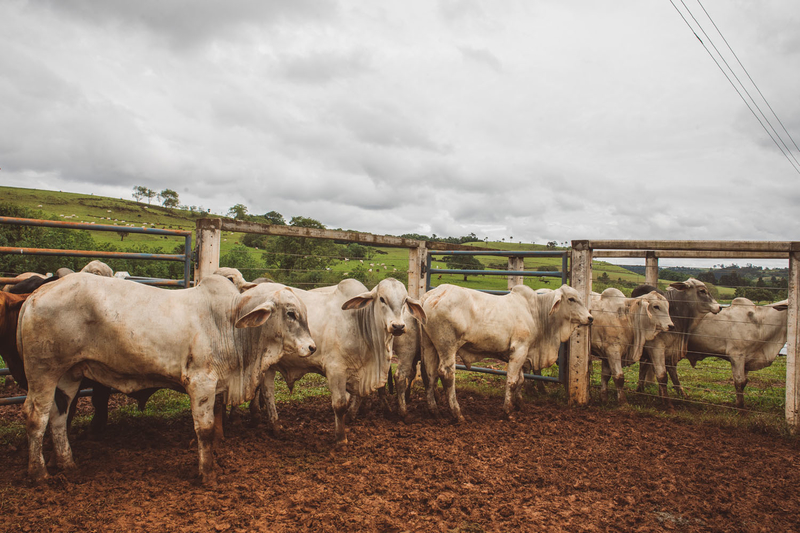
[549,292,562,315]
[342,290,375,310]
[405,297,427,326]
[236,302,275,328]
[773,303,789,312]
[669,282,689,291]
[640,299,652,319]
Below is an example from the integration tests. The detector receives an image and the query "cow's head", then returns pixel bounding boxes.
[669,278,721,315]
[550,284,593,326]
[341,277,427,336]
[236,283,316,358]
[634,291,674,339]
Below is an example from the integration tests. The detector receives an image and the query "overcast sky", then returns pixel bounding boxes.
[2,0,798,256]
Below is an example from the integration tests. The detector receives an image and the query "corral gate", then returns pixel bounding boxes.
[0,215,193,406]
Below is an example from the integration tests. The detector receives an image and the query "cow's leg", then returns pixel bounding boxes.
[49,376,83,471]
[346,394,363,422]
[610,355,626,404]
[649,348,672,409]
[599,359,611,403]
[503,354,526,418]
[636,356,653,392]
[213,393,227,443]
[255,368,282,433]
[248,383,263,426]
[666,359,688,399]
[23,376,60,483]
[89,383,111,435]
[393,354,415,421]
[187,378,219,486]
[328,372,349,446]
[513,365,526,410]
[420,331,442,418]
[437,346,463,423]
[730,356,747,409]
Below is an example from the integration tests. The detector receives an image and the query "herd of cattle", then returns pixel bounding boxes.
[0,261,789,485]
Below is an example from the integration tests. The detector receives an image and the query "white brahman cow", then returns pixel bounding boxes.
[18,272,315,485]
[420,284,592,422]
[590,288,673,403]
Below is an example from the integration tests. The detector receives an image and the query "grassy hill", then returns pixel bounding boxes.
[0,185,734,299]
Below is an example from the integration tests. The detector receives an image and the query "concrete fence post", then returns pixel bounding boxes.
[508,256,524,290]
[787,245,800,430]
[407,242,427,300]
[195,218,222,283]
[567,240,592,406]
[645,251,658,286]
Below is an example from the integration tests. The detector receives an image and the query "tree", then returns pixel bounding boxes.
[262,211,286,225]
[442,254,484,281]
[116,231,128,242]
[144,188,157,204]
[132,185,148,202]
[696,271,717,285]
[160,189,179,208]
[262,216,343,288]
[228,203,248,220]
[546,241,558,249]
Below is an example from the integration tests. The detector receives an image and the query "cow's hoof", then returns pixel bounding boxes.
[335,439,349,449]
[28,469,49,485]
[402,415,412,425]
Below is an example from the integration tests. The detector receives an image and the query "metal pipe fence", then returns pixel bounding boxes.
[0,216,194,406]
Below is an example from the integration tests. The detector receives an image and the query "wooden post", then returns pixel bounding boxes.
[645,251,658,286]
[786,246,800,430]
[195,218,222,283]
[508,256,524,290]
[567,240,592,406]
[407,243,427,300]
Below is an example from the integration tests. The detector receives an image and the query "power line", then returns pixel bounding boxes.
[668,0,800,175]
[679,0,800,170]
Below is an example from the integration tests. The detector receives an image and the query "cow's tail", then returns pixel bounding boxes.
[387,366,395,395]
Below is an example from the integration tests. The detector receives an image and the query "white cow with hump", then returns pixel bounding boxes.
[18,271,315,485]
[420,284,593,422]
[247,276,426,445]
[590,288,674,403]
[686,297,788,408]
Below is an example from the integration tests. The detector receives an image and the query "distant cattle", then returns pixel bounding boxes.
[590,288,673,403]
[633,279,721,406]
[419,284,592,421]
[249,277,425,445]
[686,298,788,408]
[18,272,315,485]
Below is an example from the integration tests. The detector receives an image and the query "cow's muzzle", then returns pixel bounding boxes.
[391,323,406,336]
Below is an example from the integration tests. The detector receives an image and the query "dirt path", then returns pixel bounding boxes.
[1,391,799,532]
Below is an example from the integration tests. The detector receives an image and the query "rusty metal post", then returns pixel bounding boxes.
[196,218,222,283]
[507,256,524,290]
[567,240,592,406]
[786,245,800,430]
[645,251,658,286]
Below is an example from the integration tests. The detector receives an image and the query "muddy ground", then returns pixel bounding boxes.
[1,385,799,533]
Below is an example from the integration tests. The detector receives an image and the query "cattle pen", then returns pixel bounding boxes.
[1,217,798,428]
[3,218,800,531]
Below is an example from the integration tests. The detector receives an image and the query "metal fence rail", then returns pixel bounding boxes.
[0,216,193,287]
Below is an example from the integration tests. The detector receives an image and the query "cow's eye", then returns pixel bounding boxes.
[287,311,297,320]
[379,297,386,304]
[568,297,576,303]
